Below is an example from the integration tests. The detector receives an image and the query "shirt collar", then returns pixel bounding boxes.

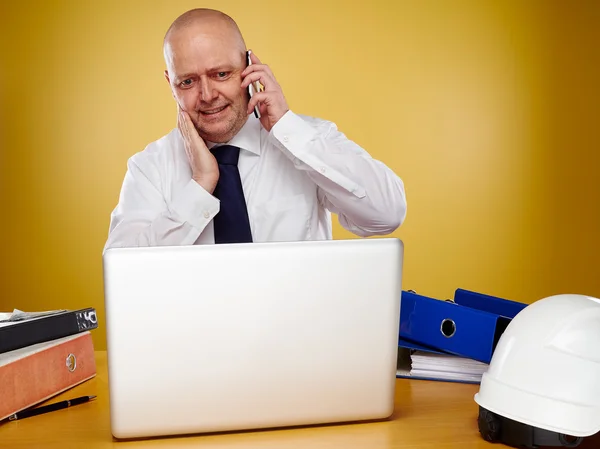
[206,115,261,156]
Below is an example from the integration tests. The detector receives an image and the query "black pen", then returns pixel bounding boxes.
[8,395,96,421]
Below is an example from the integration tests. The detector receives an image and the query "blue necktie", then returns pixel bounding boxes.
[210,145,253,244]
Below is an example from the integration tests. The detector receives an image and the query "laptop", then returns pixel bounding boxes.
[102,238,404,439]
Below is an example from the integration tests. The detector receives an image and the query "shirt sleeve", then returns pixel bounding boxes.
[103,155,219,252]
[268,111,407,237]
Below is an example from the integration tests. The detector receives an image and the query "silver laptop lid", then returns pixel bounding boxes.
[102,238,403,439]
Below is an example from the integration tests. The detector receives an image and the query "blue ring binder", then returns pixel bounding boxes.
[399,289,528,364]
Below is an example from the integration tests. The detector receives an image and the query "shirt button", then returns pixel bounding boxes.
[283,135,289,142]
[203,210,210,219]
[320,167,326,173]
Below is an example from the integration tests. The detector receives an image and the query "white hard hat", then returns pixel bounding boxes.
[474,293,600,448]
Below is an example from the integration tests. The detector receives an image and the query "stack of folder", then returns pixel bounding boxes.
[396,289,528,384]
[0,308,99,421]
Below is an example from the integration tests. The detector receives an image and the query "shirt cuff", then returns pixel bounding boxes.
[269,110,319,164]
[169,179,220,230]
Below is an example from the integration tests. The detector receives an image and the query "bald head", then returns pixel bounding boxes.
[162,8,251,143]
[163,9,246,64]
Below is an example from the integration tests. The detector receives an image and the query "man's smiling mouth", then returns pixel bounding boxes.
[200,105,228,115]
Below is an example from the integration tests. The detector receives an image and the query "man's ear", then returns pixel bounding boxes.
[164,70,176,100]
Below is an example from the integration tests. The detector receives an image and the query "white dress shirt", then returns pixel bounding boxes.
[104,111,407,251]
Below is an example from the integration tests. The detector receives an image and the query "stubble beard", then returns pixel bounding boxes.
[193,106,248,144]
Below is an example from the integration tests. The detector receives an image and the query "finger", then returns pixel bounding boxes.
[241,69,276,92]
[177,104,185,124]
[241,62,263,78]
[242,64,275,82]
[181,109,191,127]
[241,70,264,89]
[180,112,195,149]
[177,110,186,138]
[247,91,271,115]
[242,52,274,79]
[249,51,261,65]
[178,114,193,159]
[178,110,189,138]
[181,111,209,152]
[182,110,196,135]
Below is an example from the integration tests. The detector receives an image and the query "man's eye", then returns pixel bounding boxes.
[217,72,228,78]
[180,79,192,86]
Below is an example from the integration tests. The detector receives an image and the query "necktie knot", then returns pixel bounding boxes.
[211,145,240,166]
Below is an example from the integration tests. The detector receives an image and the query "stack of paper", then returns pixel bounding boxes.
[409,350,489,383]
[396,339,489,384]
[0,309,67,322]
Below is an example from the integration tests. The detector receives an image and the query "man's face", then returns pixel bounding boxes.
[164,25,249,143]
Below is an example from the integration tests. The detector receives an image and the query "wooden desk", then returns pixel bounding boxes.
[1,351,597,448]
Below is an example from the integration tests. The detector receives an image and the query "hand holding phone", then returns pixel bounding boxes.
[242,50,289,132]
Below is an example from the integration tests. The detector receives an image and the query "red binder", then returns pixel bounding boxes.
[0,331,96,421]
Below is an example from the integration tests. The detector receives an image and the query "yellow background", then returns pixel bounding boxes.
[1,0,598,350]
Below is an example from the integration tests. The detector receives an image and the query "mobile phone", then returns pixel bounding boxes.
[246,50,261,119]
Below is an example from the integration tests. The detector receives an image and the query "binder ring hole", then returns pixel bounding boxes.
[66,353,77,372]
[440,319,456,338]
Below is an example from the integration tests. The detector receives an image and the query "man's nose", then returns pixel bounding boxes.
[199,78,218,103]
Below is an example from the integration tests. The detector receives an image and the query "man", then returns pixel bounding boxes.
[104,8,407,250]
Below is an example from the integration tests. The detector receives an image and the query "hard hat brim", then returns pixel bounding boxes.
[474,372,599,437]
